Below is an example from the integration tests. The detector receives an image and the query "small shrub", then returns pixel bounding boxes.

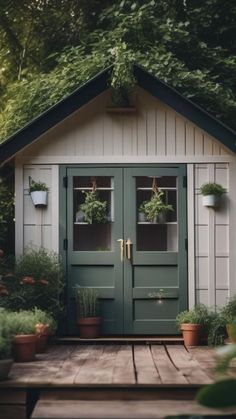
[0,248,65,319]
[176,304,213,330]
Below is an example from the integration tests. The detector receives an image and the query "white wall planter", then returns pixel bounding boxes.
[202,194,219,208]
[30,191,48,207]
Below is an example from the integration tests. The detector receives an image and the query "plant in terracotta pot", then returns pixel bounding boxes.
[176,305,209,346]
[29,180,49,207]
[76,287,101,338]
[32,308,57,353]
[200,182,226,208]
[139,189,173,223]
[7,310,37,362]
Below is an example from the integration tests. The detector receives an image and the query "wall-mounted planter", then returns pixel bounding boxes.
[202,194,219,208]
[30,191,48,207]
[200,183,226,209]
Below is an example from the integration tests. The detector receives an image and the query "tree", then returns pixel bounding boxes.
[0,0,235,143]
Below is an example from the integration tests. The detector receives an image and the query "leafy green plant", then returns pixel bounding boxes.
[221,295,236,324]
[29,180,48,193]
[31,308,57,335]
[79,191,107,224]
[207,311,226,346]
[199,183,226,197]
[0,248,65,319]
[6,310,36,336]
[0,308,12,359]
[139,190,173,223]
[197,322,236,408]
[0,335,11,360]
[76,287,100,318]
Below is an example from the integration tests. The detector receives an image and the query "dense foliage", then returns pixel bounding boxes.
[0,248,65,319]
[0,0,236,143]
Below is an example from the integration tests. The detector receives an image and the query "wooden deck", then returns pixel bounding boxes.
[1,343,236,418]
[2,343,217,388]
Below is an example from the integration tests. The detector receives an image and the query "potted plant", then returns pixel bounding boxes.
[176,305,210,346]
[7,311,37,362]
[32,308,57,353]
[200,182,226,208]
[139,190,173,223]
[76,287,101,338]
[79,191,107,224]
[29,180,49,207]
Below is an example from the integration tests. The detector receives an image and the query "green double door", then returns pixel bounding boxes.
[64,165,187,335]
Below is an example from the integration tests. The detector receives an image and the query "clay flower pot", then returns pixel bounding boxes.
[13,334,37,362]
[0,359,13,380]
[78,317,101,339]
[181,323,201,346]
[226,324,236,343]
[35,324,50,353]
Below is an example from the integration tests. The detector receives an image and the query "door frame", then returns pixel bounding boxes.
[59,164,188,335]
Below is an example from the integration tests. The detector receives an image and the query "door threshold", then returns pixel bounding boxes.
[57,335,183,344]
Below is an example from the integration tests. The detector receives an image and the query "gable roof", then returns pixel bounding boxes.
[0,64,236,165]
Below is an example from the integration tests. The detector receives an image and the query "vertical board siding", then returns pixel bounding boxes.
[194,163,230,307]
[18,87,230,160]
[22,165,58,252]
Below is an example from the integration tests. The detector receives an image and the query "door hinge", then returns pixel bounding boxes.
[63,238,68,251]
[183,176,187,188]
[185,238,188,253]
[63,176,68,188]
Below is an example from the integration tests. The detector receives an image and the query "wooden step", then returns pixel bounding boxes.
[31,399,236,418]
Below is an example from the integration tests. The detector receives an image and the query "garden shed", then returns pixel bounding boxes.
[1,65,236,336]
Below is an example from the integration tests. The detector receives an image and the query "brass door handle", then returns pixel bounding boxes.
[126,238,133,260]
[117,239,126,261]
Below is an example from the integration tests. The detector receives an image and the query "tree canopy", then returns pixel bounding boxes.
[0,0,236,142]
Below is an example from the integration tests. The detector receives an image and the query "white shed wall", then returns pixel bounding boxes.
[15,87,236,308]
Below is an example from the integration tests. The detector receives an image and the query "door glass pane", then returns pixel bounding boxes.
[136,176,178,251]
[73,176,113,251]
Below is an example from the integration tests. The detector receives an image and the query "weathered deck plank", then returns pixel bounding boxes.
[112,345,136,384]
[166,345,213,384]
[133,345,161,384]
[151,345,187,384]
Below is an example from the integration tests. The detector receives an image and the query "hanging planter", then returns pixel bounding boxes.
[29,180,49,207]
[79,178,108,224]
[200,183,226,208]
[138,177,173,223]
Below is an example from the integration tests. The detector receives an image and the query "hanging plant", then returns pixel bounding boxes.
[79,191,107,224]
[139,178,173,223]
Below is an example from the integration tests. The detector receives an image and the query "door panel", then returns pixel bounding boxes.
[65,165,187,335]
[123,166,187,334]
[66,167,123,335]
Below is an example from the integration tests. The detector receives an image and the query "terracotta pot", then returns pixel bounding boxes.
[0,359,13,380]
[226,324,236,342]
[181,323,201,346]
[35,324,50,353]
[78,317,101,339]
[13,334,36,362]
[36,334,49,353]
